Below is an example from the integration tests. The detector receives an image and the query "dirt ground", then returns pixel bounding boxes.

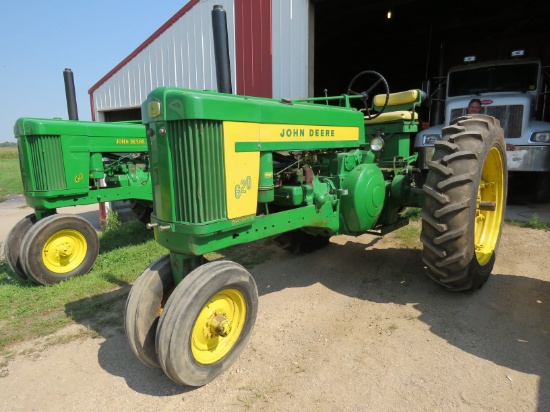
[1,220,549,411]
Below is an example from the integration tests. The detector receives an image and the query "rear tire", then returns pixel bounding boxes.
[421,115,507,291]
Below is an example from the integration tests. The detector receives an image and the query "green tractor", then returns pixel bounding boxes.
[4,118,152,285]
[125,70,507,386]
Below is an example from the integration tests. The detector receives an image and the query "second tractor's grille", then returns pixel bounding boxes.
[168,120,226,223]
[450,105,524,138]
[25,135,67,191]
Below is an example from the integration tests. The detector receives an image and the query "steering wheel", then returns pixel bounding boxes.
[346,70,390,120]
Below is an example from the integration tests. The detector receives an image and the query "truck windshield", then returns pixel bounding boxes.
[448,63,539,97]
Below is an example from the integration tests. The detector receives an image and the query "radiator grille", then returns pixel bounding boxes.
[450,105,524,138]
[168,120,226,223]
[24,135,67,191]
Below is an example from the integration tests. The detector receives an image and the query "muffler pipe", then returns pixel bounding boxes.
[212,5,232,94]
[63,68,79,120]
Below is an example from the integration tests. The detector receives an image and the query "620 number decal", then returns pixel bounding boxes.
[235,176,252,199]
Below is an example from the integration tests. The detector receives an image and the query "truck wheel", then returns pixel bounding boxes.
[130,200,153,224]
[155,261,258,386]
[421,115,507,291]
[4,214,37,281]
[125,254,174,368]
[272,229,331,253]
[20,214,99,285]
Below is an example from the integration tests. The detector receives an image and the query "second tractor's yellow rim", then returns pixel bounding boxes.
[475,146,505,266]
[42,229,88,274]
[191,288,246,364]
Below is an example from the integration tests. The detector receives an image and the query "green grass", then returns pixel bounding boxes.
[393,222,423,249]
[506,213,549,230]
[401,207,421,222]
[0,219,276,353]
[0,147,23,202]
[0,221,166,351]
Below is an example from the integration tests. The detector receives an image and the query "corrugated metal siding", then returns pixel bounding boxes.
[91,0,236,120]
[235,0,272,97]
[272,0,311,99]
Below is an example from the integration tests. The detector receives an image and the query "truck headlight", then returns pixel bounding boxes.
[422,134,442,145]
[531,131,550,143]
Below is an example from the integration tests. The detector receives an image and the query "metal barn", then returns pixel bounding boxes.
[88,0,312,122]
[89,0,550,122]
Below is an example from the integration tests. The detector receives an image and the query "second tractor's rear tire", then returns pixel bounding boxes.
[421,115,507,291]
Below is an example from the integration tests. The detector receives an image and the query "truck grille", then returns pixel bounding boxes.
[451,105,523,138]
[168,120,227,223]
[24,135,67,191]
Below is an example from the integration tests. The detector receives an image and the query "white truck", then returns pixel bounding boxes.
[414,52,550,201]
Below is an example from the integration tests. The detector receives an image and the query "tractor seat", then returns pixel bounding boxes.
[364,89,423,124]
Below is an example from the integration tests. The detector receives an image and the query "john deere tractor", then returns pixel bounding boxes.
[125,70,507,386]
[4,118,152,285]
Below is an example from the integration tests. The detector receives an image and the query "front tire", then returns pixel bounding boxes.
[125,254,174,368]
[4,214,37,281]
[155,260,258,386]
[19,214,99,285]
[421,115,507,291]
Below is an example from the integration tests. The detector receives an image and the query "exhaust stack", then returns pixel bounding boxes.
[212,5,232,94]
[63,68,79,120]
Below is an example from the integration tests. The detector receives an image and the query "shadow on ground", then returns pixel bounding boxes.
[65,236,549,408]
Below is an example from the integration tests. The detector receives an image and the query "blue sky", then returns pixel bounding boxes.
[1,1,189,142]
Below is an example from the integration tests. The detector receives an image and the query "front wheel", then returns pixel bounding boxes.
[125,255,174,368]
[4,214,37,281]
[19,214,99,285]
[155,260,258,386]
[421,115,507,291]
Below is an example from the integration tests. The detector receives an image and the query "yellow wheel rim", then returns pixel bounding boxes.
[475,146,505,266]
[191,288,246,365]
[42,229,88,274]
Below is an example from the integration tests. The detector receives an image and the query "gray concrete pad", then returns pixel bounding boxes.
[505,201,550,224]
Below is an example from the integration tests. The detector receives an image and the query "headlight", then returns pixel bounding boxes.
[370,137,385,152]
[531,131,550,143]
[422,134,442,145]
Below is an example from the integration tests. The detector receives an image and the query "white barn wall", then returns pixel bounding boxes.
[92,0,236,121]
[272,0,312,99]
